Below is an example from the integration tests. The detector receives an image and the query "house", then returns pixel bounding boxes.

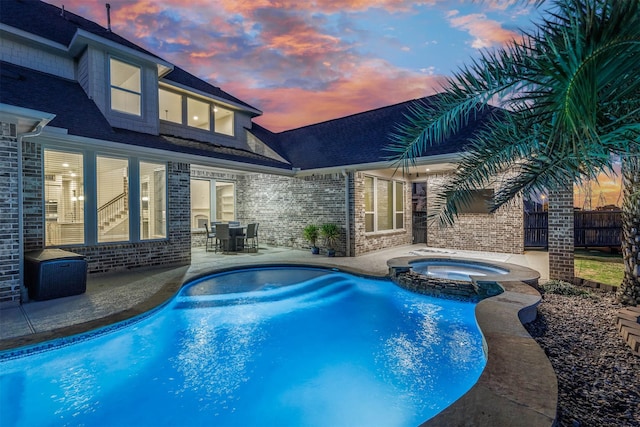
[0,0,524,305]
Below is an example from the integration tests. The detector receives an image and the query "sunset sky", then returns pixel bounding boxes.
[48,0,542,132]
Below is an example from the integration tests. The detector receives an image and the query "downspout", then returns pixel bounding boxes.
[341,169,351,257]
[17,125,44,302]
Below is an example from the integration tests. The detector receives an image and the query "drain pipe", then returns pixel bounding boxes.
[17,125,44,303]
[341,169,351,257]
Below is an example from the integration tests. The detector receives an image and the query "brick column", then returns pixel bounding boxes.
[548,182,574,282]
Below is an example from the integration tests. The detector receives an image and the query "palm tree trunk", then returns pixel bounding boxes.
[617,154,640,306]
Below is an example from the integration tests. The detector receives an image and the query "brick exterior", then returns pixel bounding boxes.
[0,138,20,304]
[548,183,575,282]
[424,173,524,254]
[236,172,349,255]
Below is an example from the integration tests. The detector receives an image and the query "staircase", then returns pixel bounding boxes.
[98,190,128,234]
[616,306,640,356]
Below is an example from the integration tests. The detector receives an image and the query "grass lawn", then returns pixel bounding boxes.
[574,250,624,287]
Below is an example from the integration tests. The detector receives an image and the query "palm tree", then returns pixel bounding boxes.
[387,0,640,304]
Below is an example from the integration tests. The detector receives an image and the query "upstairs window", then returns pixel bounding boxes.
[214,105,234,136]
[187,97,210,130]
[110,58,141,116]
[159,88,182,123]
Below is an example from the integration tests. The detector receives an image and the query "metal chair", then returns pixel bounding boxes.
[203,222,216,252]
[243,223,259,252]
[214,223,230,253]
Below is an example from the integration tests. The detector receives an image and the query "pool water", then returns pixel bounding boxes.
[411,260,509,281]
[0,267,486,427]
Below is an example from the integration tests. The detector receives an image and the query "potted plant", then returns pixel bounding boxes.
[320,223,340,257]
[303,224,320,254]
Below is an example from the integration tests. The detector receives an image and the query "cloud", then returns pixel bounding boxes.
[227,60,448,132]
[447,12,520,49]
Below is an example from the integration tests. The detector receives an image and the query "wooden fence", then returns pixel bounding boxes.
[524,210,622,248]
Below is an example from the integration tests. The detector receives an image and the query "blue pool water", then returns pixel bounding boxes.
[0,267,486,427]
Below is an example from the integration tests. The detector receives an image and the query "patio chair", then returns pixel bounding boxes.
[214,223,230,253]
[243,223,259,252]
[203,222,216,252]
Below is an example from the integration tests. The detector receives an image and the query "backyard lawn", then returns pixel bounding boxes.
[574,251,624,287]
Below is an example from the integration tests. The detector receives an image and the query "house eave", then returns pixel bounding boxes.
[292,153,463,177]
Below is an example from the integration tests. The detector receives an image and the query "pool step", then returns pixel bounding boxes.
[616,306,640,356]
[174,274,352,309]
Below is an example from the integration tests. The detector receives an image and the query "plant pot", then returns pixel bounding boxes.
[311,246,320,255]
[327,249,336,257]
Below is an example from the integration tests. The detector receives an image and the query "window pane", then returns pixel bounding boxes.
[377,179,393,231]
[214,105,234,136]
[364,177,374,211]
[395,182,404,211]
[97,156,129,243]
[110,58,141,116]
[159,89,182,123]
[187,97,210,130]
[365,213,374,233]
[396,213,404,228]
[191,179,210,229]
[216,181,235,221]
[111,88,141,116]
[140,162,166,240]
[44,150,84,246]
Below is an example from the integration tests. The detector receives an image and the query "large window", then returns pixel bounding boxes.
[214,105,234,136]
[187,97,210,130]
[140,162,166,240]
[110,58,141,116]
[190,178,235,229]
[44,150,84,246]
[158,88,182,123]
[97,156,129,243]
[364,176,404,232]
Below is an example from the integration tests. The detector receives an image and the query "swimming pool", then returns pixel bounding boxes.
[0,267,486,427]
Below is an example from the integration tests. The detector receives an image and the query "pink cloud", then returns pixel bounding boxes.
[447,12,520,49]
[225,61,448,132]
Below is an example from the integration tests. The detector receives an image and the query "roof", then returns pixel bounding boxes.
[0,61,289,170]
[0,0,159,59]
[256,97,498,170]
[0,0,257,112]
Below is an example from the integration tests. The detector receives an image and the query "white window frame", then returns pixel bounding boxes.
[109,57,142,116]
[364,175,405,233]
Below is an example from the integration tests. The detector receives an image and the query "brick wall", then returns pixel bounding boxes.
[425,172,524,254]
[236,172,348,255]
[0,138,20,304]
[548,183,574,282]
[22,154,191,276]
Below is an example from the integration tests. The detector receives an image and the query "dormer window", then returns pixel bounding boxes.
[214,105,234,136]
[110,58,141,116]
[187,97,210,130]
[158,89,182,123]
[159,86,235,137]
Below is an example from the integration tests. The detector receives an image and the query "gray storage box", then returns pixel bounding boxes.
[24,249,87,301]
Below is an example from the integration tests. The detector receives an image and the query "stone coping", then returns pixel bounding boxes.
[0,261,557,426]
